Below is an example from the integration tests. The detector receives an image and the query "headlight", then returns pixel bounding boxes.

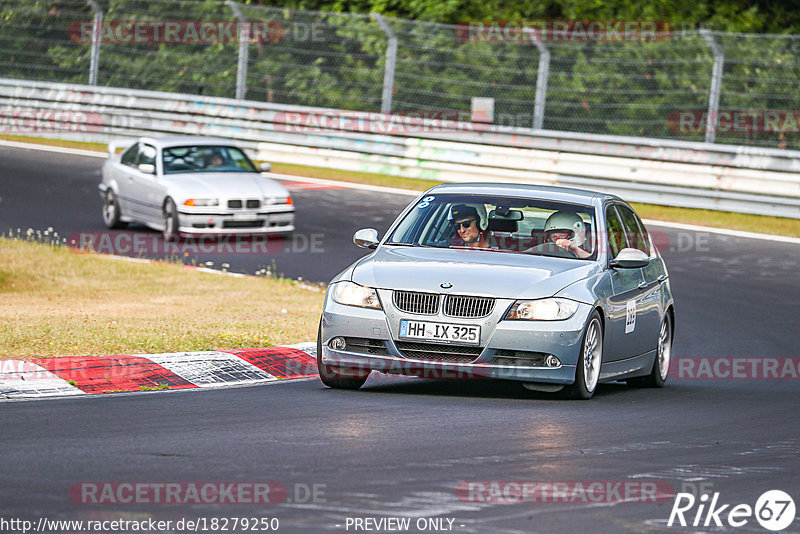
[184,198,219,207]
[331,281,382,310]
[505,298,578,321]
[264,196,293,205]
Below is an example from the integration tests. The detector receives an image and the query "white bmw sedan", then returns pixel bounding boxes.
[99,136,294,239]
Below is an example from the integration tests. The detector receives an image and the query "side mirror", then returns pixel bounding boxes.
[259,162,272,173]
[138,163,155,175]
[610,248,651,269]
[353,228,379,249]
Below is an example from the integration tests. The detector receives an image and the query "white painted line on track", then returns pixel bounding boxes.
[3,138,797,244]
[640,219,800,244]
[269,173,419,197]
[0,139,106,158]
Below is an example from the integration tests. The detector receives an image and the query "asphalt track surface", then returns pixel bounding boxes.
[1,145,800,533]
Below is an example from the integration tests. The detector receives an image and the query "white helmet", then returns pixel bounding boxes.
[450,203,488,231]
[544,211,586,247]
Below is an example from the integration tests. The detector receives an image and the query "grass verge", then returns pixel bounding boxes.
[2,134,797,237]
[0,238,323,359]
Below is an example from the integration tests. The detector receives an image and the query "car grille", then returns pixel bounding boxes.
[222,220,265,229]
[395,341,481,363]
[444,295,495,318]
[493,349,551,367]
[393,291,440,315]
[342,337,389,356]
[227,199,262,209]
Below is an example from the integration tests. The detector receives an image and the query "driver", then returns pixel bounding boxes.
[450,203,489,249]
[528,211,591,258]
[207,154,224,168]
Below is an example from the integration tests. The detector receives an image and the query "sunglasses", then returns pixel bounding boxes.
[454,218,476,229]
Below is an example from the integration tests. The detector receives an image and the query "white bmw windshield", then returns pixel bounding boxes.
[162,145,258,174]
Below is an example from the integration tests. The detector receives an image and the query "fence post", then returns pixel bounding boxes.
[85,0,102,85]
[371,13,397,114]
[226,1,249,100]
[700,29,724,144]
[531,29,550,130]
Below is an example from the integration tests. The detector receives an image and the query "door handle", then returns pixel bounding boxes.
[657,275,667,282]
[638,281,647,289]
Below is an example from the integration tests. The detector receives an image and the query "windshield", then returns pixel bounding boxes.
[162,145,258,174]
[386,193,598,260]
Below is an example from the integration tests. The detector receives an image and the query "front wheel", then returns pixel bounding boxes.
[316,320,370,390]
[102,190,126,229]
[628,313,672,388]
[563,311,603,400]
[163,198,180,242]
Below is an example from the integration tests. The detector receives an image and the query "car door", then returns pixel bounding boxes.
[113,143,139,216]
[129,143,165,224]
[618,204,664,353]
[604,203,647,361]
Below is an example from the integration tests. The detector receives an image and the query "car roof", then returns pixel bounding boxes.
[137,135,241,149]
[425,182,622,205]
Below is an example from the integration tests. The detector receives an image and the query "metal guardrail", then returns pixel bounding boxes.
[1,77,799,218]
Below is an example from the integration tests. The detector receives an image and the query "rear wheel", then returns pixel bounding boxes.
[628,313,672,388]
[563,311,603,400]
[316,319,370,390]
[163,198,180,242]
[102,190,126,229]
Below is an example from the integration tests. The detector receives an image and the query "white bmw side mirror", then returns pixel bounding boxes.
[259,162,272,172]
[138,163,155,174]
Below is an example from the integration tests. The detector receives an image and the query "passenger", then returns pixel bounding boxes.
[450,204,489,249]
[528,211,591,258]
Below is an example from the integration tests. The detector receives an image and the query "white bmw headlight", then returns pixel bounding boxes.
[331,281,382,310]
[183,198,219,207]
[505,298,578,321]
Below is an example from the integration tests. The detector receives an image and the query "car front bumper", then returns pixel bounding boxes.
[320,296,593,384]
[176,208,294,235]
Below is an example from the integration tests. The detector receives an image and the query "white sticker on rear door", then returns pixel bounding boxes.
[625,300,636,334]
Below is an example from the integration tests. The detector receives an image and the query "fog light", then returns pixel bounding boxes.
[329,337,346,350]
[545,355,561,367]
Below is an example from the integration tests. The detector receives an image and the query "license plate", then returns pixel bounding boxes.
[232,213,258,221]
[399,319,480,345]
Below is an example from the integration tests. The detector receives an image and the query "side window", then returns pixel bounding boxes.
[137,144,157,166]
[605,205,627,258]
[617,204,650,254]
[120,144,138,167]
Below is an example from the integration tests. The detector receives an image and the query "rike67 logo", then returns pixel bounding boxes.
[668,490,796,531]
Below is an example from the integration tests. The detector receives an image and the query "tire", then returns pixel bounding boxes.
[102,190,126,229]
[316,319,369,390]
[628,313,672,388]
[563,311,603,400]
[162,198,180,242]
